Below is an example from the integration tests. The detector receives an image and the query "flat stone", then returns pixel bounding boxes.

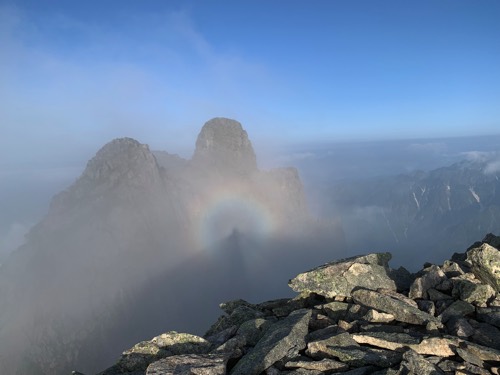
[230,309,311,375]
[146,353,232,375]
[351,288,442,327]
[289,253,396,298]
[307,333,401,367]
[352,332,456,357]
[363,309,395,323]
[285,358,349,372]
[460,341,500,361]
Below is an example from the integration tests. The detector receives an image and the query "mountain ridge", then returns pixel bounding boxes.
[0,117,344,375]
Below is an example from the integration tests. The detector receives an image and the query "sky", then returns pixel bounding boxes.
[1,0,500,166]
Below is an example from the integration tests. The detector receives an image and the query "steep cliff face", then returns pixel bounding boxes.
[191,118,257,177]
[0,118,344,375]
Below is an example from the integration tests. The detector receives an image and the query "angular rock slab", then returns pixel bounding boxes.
[230,309,312,375]
[467,243,500,292]
[351,288,442,327]
[352,332,456,357]
[289,253,396,298]
[146,353,232,375]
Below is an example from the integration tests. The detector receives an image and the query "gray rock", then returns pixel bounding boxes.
[441,260,466,278]
[214,334,246,354]
[446,317,475,338]
[306,332,401,367]
[116,331,211,372]
[438,300,475,323]
[230,309,312,375]
[466,243,500,292]
[237,318,274,346]
[456,347,484,367]
[219,299,254,315]
[409,265,447,299]
[427,288,454,301]
[476,307,500,328]
[204,326,238,347]
[452,278,496,306]
[205,305,264,337]
[351,288,442,327]
[289,253,396,298]
[417,300,436,316]
[305,325,340,342]
[459,340,500,361]
[398,349,444,375]
[469,321,500,350]
[146,353,233,375]
[285,357,349,372]
[322,302,350,321]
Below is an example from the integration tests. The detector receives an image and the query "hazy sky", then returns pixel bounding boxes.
[1,0,500,166]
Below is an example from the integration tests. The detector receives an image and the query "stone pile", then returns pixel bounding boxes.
[91,233,500,375]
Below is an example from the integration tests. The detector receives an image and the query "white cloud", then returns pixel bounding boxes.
[485,158,500,174]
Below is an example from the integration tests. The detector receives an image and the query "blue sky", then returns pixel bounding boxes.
[1,0,500,164]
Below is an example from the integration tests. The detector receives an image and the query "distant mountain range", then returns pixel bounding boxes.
[0,118,343,375]
[319,153,500,267]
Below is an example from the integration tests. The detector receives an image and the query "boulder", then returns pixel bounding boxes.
[466,243,500,292]
[289,253,396,298]
[230,309,311,375]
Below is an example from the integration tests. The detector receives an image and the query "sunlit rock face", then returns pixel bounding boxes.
[0,117,344,375]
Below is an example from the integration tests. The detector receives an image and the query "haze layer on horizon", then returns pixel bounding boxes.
[1,0,500,168]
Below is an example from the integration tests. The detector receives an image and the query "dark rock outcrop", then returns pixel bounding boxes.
[92,233,500,375]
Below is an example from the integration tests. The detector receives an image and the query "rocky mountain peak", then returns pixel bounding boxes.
[192,117,257,175]
[82,137,160,185]
[49,137,162,212]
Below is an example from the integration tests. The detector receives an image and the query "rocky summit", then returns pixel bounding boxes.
[90,233,500,375]
[192,117,258,177]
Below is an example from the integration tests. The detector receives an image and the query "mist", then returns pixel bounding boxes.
[2,1,500,374]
